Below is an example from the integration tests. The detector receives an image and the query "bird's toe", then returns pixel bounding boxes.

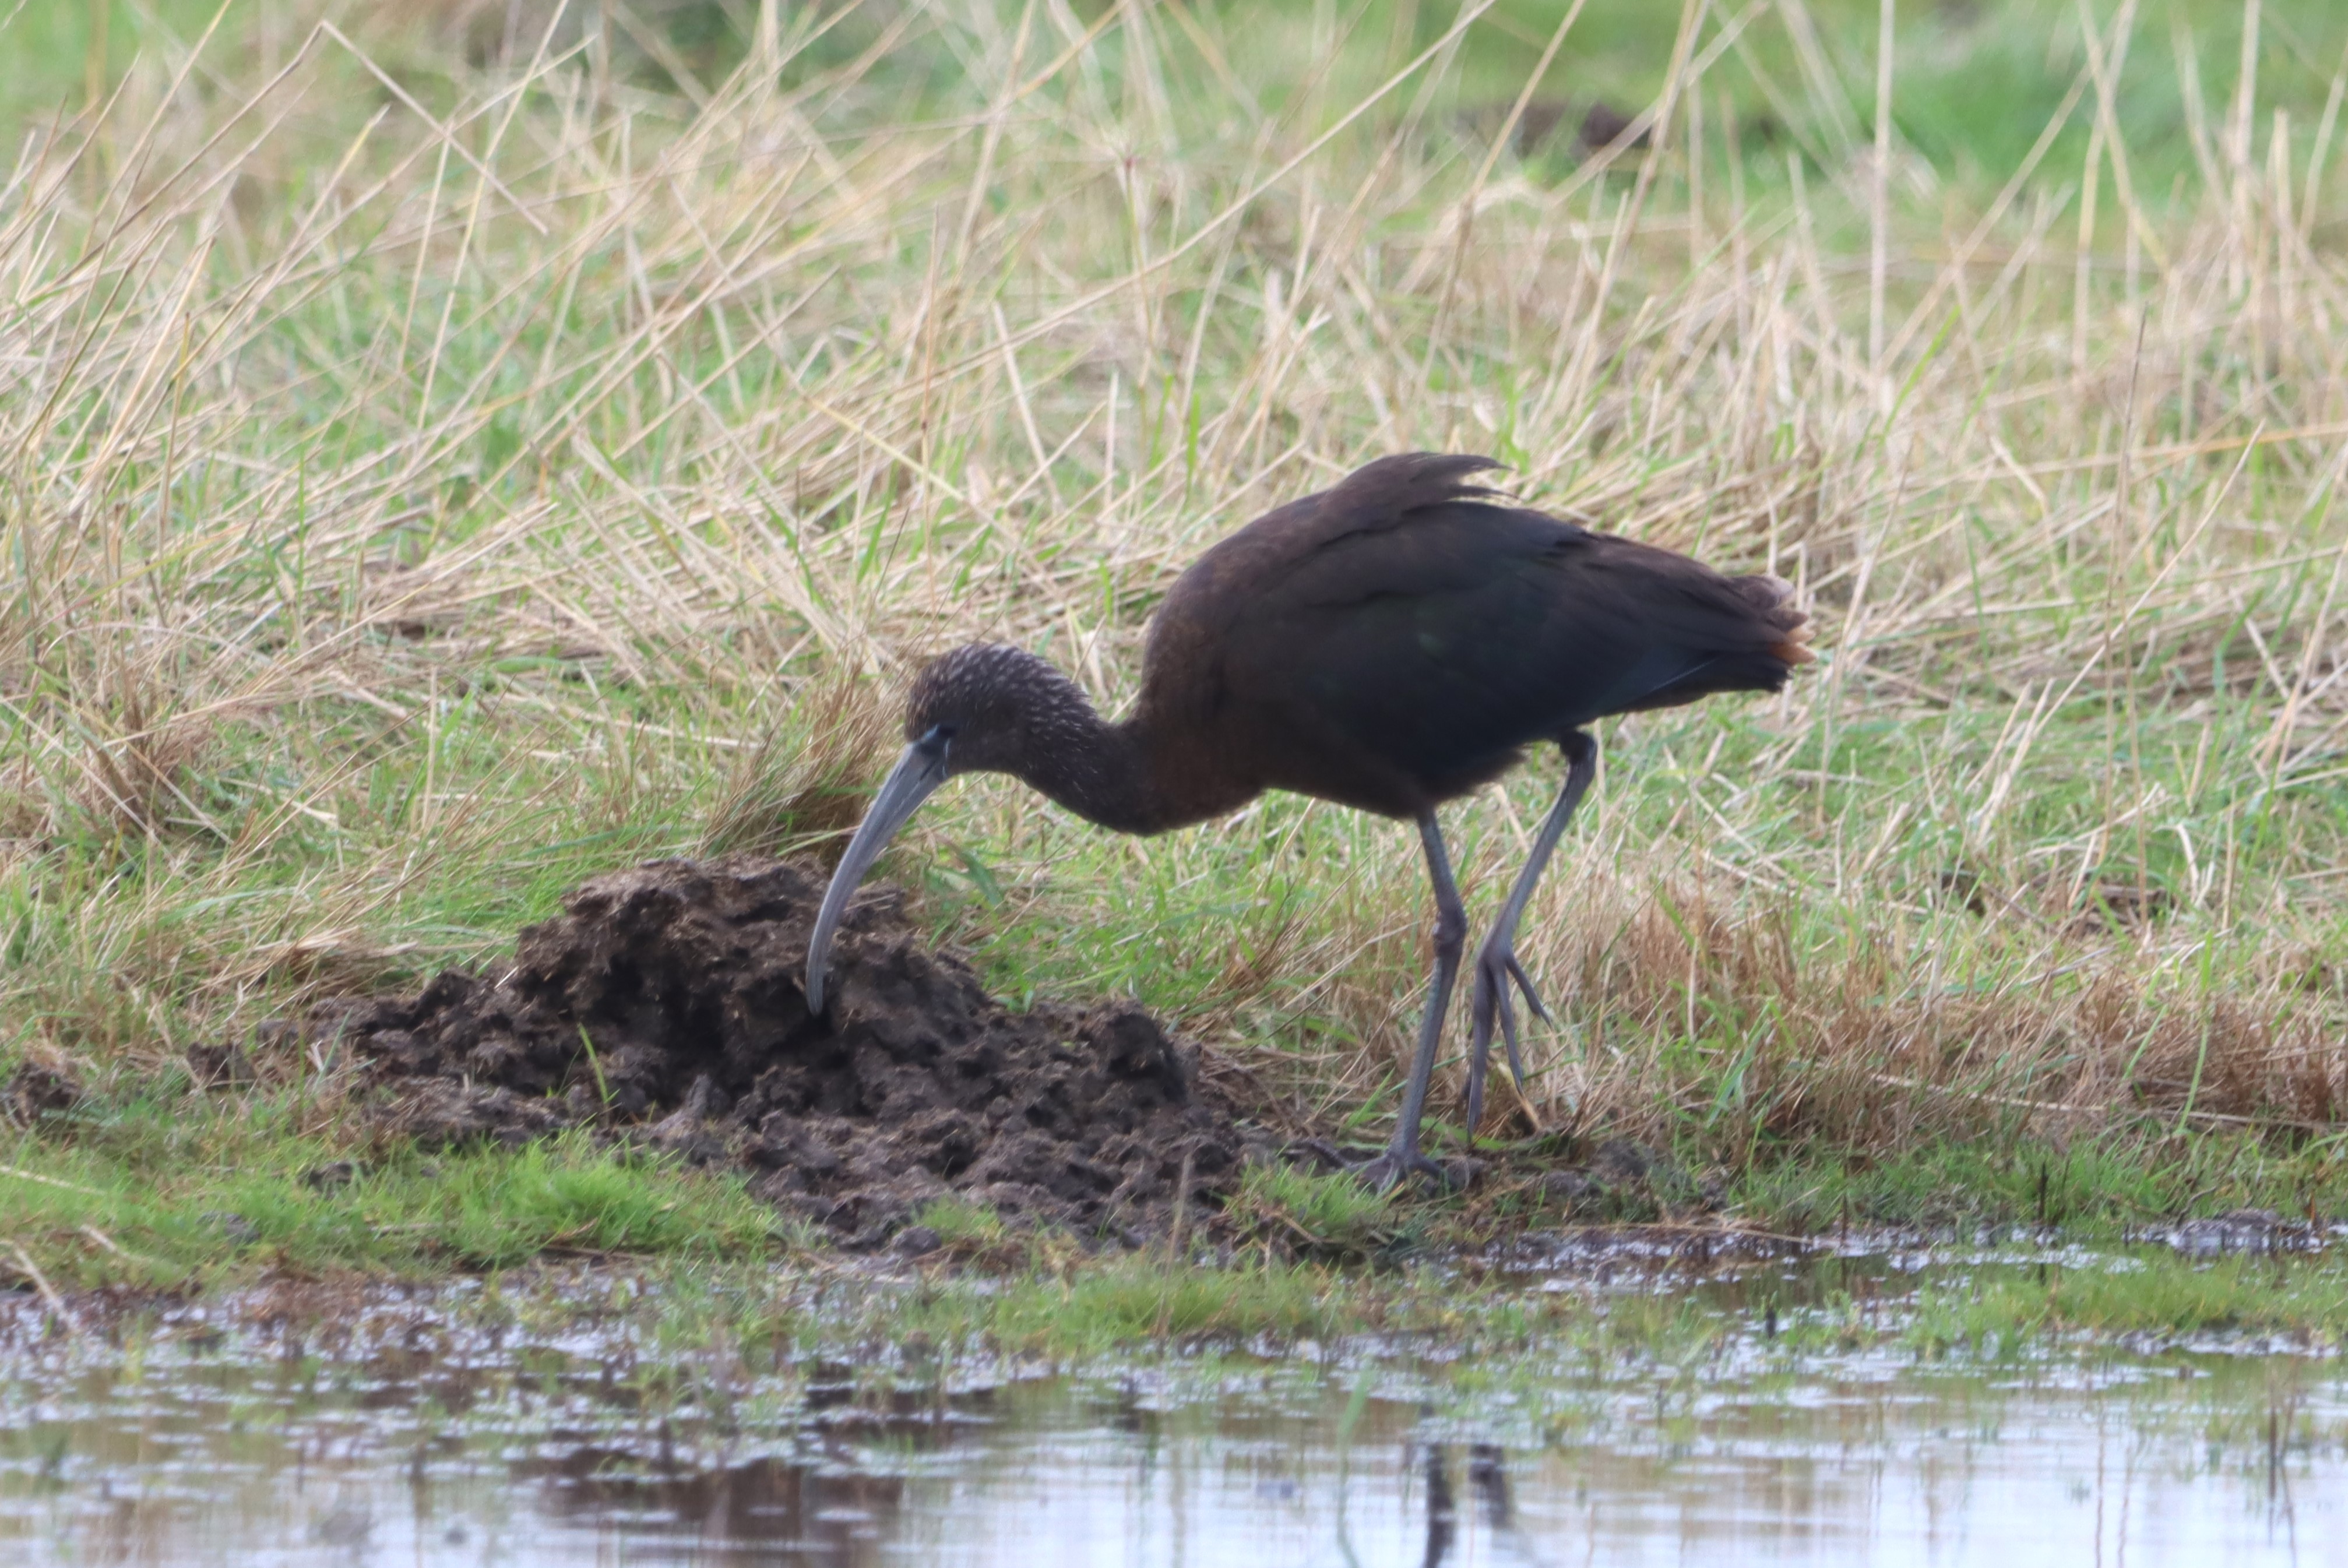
[1502,951,1549,1023]
[1469,946,1534,1094]
[1472,945,1544,1019]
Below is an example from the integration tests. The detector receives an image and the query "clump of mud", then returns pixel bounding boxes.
[1,1058,79,1129]
[316,856,1259,1246]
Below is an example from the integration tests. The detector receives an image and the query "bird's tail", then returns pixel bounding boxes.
[1733,574,1815,668]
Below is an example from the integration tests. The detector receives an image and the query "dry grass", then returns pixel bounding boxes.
[6,0,2348,1168]
[698,671,895,859]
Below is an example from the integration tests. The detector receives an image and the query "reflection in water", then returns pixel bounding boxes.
[515,1449,906,1555]
[1467,1443,1511,1532]
[1421,1444,1539,1567]
[3,1253,2348,1566]
[1421,1438,1456,1568]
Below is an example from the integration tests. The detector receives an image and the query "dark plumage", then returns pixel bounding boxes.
[807,453,1812,1186]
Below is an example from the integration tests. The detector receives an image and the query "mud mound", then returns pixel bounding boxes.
[318,856,1258,1246]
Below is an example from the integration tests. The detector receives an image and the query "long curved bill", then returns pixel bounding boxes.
[804,738,949,1013]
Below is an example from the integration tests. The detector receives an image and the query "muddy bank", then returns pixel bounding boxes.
[313,856,1264,1247]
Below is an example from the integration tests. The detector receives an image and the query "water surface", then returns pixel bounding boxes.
[3,1239,2342,1565]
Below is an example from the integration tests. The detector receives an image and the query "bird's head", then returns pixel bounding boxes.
[804,644,1090,1012]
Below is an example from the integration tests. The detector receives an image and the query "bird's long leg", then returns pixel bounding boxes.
[1464,731,1598,1133]
[1352,811,1468,1192]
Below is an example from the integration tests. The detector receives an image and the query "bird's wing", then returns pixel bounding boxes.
[1145,453,1505,658]
[1215,502,1793,785]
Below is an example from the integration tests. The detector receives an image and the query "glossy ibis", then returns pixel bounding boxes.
[805,453,1812,1188]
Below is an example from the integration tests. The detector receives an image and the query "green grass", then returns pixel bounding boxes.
[1233,1161,1406,1255]
[1723,1133,2347,1233]
[909,1193,1013,1250]
[884,1252,1368,1357]
[438,1236,2348,1366]
[2,1108,779,1285]
[1906,1251,2348,1351]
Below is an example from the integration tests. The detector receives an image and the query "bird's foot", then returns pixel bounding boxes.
[1465,942,1548,1130]
[1293,1139,1476,1193]
[1343,1143,1453,1194]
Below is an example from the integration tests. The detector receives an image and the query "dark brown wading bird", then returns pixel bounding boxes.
[805,453,1812,1188]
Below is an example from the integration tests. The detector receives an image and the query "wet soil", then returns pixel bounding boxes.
[314,856,1262,1247]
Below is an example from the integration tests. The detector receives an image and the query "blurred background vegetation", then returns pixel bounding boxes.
[11,1,2348,204]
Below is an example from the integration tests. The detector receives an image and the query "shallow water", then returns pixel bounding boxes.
[3,1241,2344,1566]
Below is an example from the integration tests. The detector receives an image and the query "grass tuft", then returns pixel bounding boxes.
[895,1253,1364,1358]
[1,1115,777,1287]
[909,1194,1012,1252]
[1235,1161,1406,1256]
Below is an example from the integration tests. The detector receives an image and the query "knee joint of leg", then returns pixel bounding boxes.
[1433,905,1468,951]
